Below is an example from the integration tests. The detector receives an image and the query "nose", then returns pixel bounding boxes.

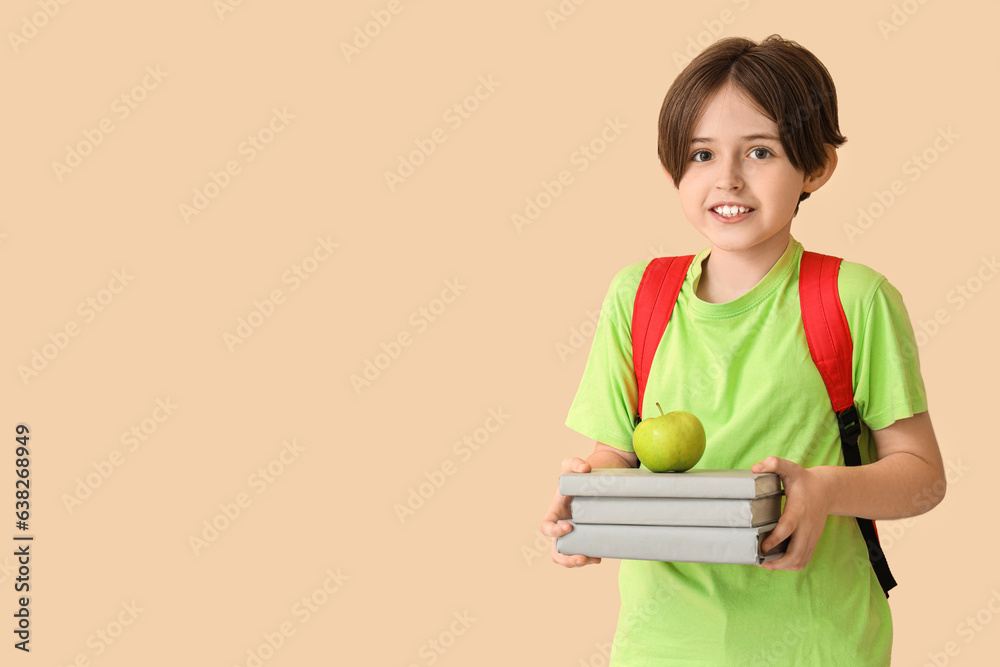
[714,154,744,190]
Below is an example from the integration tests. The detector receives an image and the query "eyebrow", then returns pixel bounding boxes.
[690,133,780,145]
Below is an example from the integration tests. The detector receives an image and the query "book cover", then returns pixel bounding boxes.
[555,520,788,565]
[569,493,783,527]
[558,468,781,499]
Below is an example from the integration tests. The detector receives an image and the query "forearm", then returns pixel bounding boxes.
[586,448,636,468]
[814,452,946,520]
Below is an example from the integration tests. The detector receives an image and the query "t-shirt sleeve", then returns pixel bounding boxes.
[564,265,642,452]
[852,276,928,432]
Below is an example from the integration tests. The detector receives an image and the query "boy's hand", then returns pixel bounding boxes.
[750,456,833,572]
[540,457,602,568]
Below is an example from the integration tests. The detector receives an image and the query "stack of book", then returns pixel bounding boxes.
[556,468,788,564]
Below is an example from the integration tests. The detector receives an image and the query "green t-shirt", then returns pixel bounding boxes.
[564,235,927,666]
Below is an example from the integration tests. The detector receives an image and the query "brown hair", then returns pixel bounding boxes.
[657,34,846,215]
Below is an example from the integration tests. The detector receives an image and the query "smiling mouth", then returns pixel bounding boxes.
[710,206,755,222]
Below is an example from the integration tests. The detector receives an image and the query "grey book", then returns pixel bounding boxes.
[555,519,788,565]
[559,468,781,499]
[569,493,783,527]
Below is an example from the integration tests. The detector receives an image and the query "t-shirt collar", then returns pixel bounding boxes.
[686,235,803,317]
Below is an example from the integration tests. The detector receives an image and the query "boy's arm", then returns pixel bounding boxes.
[752,410,946,571]
[588,442,639,468]
[814,409,947,520]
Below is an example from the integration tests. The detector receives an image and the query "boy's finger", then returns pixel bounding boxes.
[761,528,805,570]
[540,519,573,537]
[761,517,794,554]
[760,543,791,570]
[764,546,798,571]
[561,458,590,474]
[551,548,601,568]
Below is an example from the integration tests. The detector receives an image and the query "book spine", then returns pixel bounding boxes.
[558,474,777,499]
[569,496,781,527]
[555,520,784,565]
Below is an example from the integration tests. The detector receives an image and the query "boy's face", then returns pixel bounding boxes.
[666,82,831,257]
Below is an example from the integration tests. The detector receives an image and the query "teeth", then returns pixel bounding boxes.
[714,205,751,217]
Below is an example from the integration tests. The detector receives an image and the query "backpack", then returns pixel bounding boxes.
[630,250,896,598]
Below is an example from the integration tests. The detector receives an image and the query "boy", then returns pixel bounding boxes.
[540,34,946,665]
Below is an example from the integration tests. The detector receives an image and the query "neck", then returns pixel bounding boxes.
[696,230,792,304]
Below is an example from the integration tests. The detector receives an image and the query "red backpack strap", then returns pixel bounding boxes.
[798,251,854,413]
[631,255,694,425]
[799,250,897,598]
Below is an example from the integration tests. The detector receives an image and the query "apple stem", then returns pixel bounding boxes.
[656,402,664,416]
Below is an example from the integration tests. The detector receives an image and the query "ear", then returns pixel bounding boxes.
[802,144,838,194]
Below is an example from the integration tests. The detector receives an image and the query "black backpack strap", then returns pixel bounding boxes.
[837,406,897,597]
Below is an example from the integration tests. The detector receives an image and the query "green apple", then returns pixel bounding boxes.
[632,403,706,472]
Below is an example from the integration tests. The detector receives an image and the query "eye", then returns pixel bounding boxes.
[691,150,712,162]
[750,147,774,159]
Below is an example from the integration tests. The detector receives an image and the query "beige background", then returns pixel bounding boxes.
[3,0,998,665]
